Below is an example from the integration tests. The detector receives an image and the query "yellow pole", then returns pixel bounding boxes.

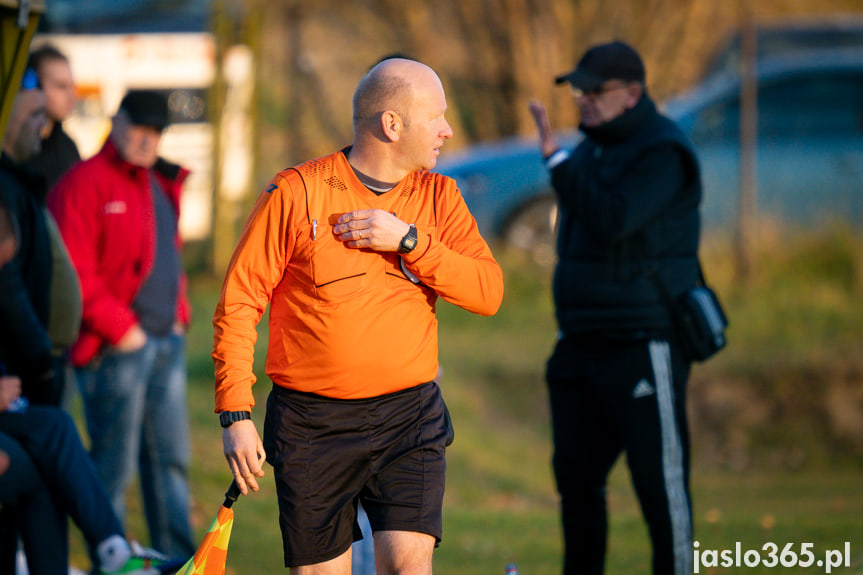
[0,0,46,136]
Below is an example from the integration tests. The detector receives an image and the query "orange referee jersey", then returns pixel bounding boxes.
[213,150,503,411]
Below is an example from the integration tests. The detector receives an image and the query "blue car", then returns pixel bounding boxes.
[667,47,863,229]
[437,47,863,263]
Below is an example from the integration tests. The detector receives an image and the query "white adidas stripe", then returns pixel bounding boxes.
[649,340,693,575]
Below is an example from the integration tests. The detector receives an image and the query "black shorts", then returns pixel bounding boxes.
[262,381,454,568]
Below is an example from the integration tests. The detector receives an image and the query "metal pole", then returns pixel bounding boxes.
[735,0,758,280]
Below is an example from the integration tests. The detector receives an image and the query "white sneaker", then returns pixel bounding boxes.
[100,541,171,575]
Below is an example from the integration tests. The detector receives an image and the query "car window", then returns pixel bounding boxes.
[758,72,863,137]
[690,69,863,143]
[705,24,863,79]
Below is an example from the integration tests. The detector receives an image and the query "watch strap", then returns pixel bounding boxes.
[220,410,252,428]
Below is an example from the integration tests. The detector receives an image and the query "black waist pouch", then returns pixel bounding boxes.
[674,284,728,361]
[650,263,729,362]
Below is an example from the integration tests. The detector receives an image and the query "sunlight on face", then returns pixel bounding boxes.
[8,91,48,162]
[40,58,76,122]
[112,112,162,168]
[400,73,453,172]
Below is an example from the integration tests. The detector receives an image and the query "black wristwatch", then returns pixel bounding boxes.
[219,410,252,428]
[398,224,418,254]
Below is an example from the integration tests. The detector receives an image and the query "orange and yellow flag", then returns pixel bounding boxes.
[176,505,235,575]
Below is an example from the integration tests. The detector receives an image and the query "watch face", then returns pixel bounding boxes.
[399,225,418,253]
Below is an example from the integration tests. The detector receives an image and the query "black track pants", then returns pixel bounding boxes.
[546,336,693,575]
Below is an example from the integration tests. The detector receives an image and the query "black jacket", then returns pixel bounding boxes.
[0,153,55,400]
[24,122,81,193]
[550,95,702,339]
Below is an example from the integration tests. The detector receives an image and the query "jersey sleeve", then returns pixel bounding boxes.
[401,175,504,316]
[212,174,298,412]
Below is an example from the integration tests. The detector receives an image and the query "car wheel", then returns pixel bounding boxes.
[504,195,559,267]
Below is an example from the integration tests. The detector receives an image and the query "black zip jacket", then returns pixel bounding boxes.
[0,153,55,398]
[24,121,81,192]
[550,95,702,339]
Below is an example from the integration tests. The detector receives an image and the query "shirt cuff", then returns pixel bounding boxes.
[545,149,570,170]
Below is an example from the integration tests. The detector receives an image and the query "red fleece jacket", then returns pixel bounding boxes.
[48,139,190,367]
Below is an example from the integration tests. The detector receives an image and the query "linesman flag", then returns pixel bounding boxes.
[175,480,242,575]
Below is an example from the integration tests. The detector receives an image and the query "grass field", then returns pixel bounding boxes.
[70,229,863,574]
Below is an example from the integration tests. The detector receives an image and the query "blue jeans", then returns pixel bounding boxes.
[0,429,67,575]
[77,332,194,558]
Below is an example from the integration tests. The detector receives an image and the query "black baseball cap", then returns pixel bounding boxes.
[555,41,645,91]
[118,90,169,130]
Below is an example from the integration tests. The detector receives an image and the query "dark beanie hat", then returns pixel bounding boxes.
[118,90,169,130]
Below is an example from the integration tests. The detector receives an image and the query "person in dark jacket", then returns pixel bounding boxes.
[22,44,85,410]
[529,41,702,575]
[0,80,59,405]
[24,44,81,191]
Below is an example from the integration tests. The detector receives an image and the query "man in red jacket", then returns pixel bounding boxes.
[48,90,195,559]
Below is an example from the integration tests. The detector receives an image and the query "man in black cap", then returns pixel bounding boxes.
[48,90,196,559]
[529,41,703,575]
